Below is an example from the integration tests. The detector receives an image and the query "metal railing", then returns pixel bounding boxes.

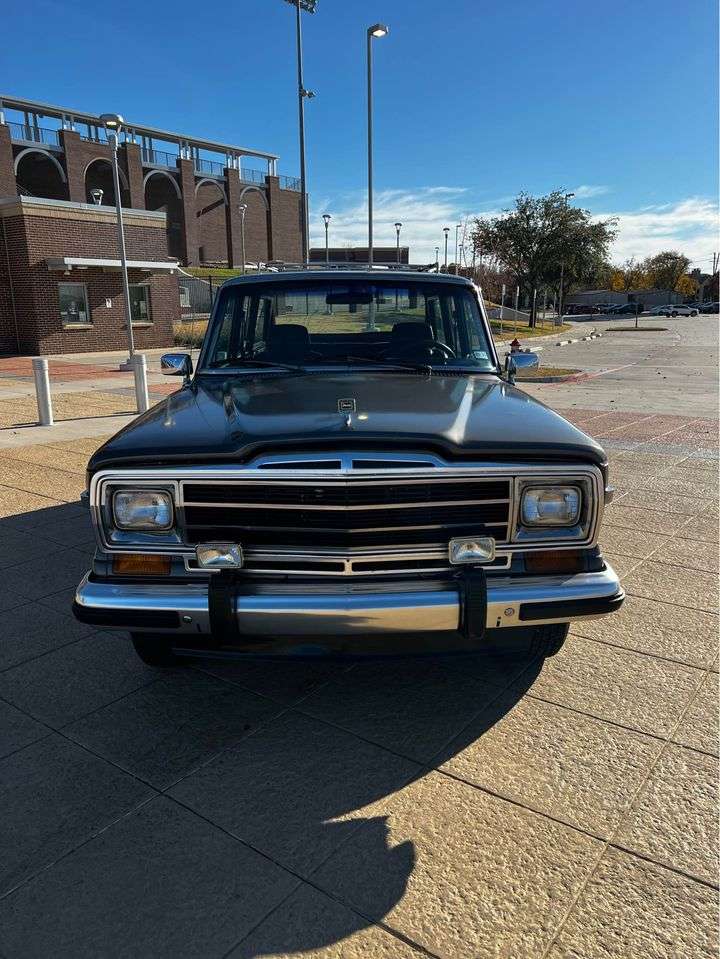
[142,147,177,168]
[279,174,301,191]
[80,131,109,144]
[194,157,225,177]
[240,167,266,185]
[6,121,61,146]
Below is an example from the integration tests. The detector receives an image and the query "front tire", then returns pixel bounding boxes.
[528,623,569,657]
[130,632,183,667]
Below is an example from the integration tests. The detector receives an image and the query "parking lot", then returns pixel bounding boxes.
[0,317,717,957]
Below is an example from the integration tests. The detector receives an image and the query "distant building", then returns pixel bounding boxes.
[0,94,306,354]
[566,289,682,308]
[309,246,410,265]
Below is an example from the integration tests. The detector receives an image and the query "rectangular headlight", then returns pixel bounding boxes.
[521,486,581,527]
[112,490,174,531]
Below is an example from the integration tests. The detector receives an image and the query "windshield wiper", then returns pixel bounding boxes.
[210,358,307,374]
[338,356,434,374]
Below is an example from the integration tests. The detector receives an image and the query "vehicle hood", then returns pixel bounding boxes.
[88,372,606,472]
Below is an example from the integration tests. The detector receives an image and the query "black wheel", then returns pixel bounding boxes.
[130,632,183,667]
[528,623,569,658]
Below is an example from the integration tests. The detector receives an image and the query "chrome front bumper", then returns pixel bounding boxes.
[74,566,623,637]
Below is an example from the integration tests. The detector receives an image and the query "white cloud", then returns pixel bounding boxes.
[572,184,611,199]
[310,188,719,268]
[596,197,719,266]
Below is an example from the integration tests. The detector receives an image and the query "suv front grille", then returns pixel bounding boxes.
[180,477,511,551]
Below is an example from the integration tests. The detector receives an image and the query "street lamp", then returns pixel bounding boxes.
[99,112,134,368]
[454,223,461,275]
[557,192,575,324]
[442,227,449,269]
[322,213,331,263]
[282,0,318,265]
[394,222,402,263]
[366,22,389,267]
[90,188,104,206]
[238,204,248,275]
[434,245,440,269]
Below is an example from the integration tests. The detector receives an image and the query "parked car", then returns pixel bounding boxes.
[566,304,600,315]
[655,304,699,317]
[606,303,643,315]
[73,270,623,666]
[700,301,719,314]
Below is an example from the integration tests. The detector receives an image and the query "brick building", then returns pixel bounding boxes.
[0,94,304,354]
[0,195,180,355]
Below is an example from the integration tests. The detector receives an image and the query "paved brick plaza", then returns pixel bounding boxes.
[0,324,717,957]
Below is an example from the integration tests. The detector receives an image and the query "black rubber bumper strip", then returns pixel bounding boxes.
[461,569,487,641]
[207,571,241,648]
[72,602,180,630]
[519,591,625,622]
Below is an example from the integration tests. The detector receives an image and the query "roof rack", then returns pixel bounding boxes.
[266,261,442,273]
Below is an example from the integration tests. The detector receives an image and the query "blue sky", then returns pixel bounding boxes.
[5,0,718,265]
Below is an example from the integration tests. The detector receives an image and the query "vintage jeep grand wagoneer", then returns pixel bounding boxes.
[73,270,623,665]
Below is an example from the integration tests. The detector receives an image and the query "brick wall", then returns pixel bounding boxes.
[0,197,177,355]
[266,176,302,263]
[195,179,228,264]
[0,125,16,199]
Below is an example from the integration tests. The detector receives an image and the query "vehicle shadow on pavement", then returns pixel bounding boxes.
[0,499,544,958]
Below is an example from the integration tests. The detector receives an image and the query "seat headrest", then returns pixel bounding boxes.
[390,322,433,343]
[267,324,310,348]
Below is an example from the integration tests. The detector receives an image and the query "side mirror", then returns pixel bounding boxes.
[161,353,193,383]
[505,351,539,384]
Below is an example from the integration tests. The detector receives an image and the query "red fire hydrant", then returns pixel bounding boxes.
[510,338,522,352]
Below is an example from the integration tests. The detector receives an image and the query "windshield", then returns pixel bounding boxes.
[201,279,496,373]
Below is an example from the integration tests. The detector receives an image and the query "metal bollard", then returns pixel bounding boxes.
[32,357,54,426]
[131,353,149,414]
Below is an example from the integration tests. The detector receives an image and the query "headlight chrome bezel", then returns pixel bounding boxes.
[520,485,582,528]
[112,489,175,532]
[512,476,596,544]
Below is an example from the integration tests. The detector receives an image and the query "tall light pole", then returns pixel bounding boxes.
[434,246,440,269]
[99,113,134,368]
[557,191,575,324]
[366,22,389,267]
[394,221,402,263]
[322,213,331,263]
[454,223,461,275]
[283,0,317,266]
[238,204,247,274]
[443,227,449,270]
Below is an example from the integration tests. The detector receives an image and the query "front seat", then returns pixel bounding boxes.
[386,321,435,361]
[264,323,311,363]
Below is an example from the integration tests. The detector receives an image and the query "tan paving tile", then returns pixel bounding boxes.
[545,848,718,959]
[573,595,718,668]
[641,470,719,499]
[0,460,84,502]
[229,883,421,958]
[0,484,64,520]
[624,560,718,613]
[0,445,90,475]
[45,435,112,455]
[602,504,692,536]
[617,489,713,516]
[671,672,719,756]
[439,694,662,837]
[527,635,704,737]
[664,537,720,573]
[313,771,603,959]
[601,551,643,580]
[614,745,719,885]
[598,526,669,560]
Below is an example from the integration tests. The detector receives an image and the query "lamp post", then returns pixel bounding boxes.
[454,223,462,275]
[434,246,440,269]
[322,213,331,263]
[366,22,389,267]
[238,204,247,275]
[394,222,402,264]
[90,188,103,206]
[99,113,134,368]
[557,192,575,325]
[282,0,318,266]
[443,227,449,270]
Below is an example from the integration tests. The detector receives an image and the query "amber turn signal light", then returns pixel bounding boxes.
[524,550,586,575]
[112,554,171,576]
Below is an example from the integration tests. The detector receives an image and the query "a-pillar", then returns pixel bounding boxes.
[177,158,198,265]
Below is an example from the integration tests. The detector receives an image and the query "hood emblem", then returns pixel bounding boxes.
[338,398,356,413]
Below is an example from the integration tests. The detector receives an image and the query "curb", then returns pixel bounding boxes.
[525,371,587,383]
[554,329,604,347]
